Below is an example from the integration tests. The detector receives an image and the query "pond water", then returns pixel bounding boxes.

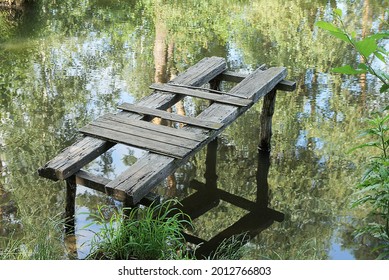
[1,0,388,259]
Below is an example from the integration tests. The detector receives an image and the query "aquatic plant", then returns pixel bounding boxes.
[85,200,194,260]
[316,8,388,93]
[316,9,389,259]
[350,108,389,259]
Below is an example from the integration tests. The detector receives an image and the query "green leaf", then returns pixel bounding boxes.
[315,21,342,33]
[331,65,368,75]
[357,63,369,71]
[328,31,351,43]
[380,84,389,93]
[348,140,383,153]
[334,8,342,17]
[367,33,389,40]
[315,21,352,43]
[376,46,388,55]
[374,51,387,63]
[355,38,377,57]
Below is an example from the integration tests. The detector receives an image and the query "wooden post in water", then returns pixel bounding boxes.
[205,138,218,189]
[65,176,76,234]
[259,89,277,152]
[256,150,270,208]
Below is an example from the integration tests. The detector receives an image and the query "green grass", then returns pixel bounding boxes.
[86,200,194,260]
[0,215,65,260]
[85,200,252,260]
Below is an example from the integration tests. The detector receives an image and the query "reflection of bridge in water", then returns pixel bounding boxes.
[172,139,284,258]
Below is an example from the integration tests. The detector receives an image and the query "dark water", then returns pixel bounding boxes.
[0,0,388,259]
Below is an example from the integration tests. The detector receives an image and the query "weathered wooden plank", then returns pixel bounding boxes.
[38,57,227,180]
[216,70,296,91]
[276,79,296,91]
[80,116,203,148]
[38,137,115,181]
[74,169,159,206]
[215,71,249,83]
[75,170,110,193]
[80,123,193,159]
[150,83,253,106]
[80,118,202,149]
[117,103,224,130]
[117,67,287,205]
[106,153,178,205]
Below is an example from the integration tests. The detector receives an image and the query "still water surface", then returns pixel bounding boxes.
[1,0,388,259]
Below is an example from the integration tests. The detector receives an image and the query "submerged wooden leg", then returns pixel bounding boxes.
[65,175,76,235]
[259,89,277,152]
[256,150,270,208]
[205,137,218,189]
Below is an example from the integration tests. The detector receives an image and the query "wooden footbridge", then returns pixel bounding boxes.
[38,56,295,208]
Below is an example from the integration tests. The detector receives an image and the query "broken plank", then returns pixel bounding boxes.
[80,124,192,159]
[38,57,227,180]
[117,103,224,130]
[150,83,253,106]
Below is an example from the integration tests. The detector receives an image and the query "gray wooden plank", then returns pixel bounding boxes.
[38,56,227,180]
[38,137,115,181]
[75,170,111,193]
[75,170,159,205]
[216,70,296,91]
[106,153,176,204]
[113,67,287,205]
[117,103,224,130]
[150,83,253,106]
[80,123,192,159]
[276,80,296,91]
[81,116,203,148]
[102,113,207,141]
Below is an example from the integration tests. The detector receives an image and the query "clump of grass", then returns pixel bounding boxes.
[0,215,65,260]
[86,200,194,260]
[0,236,23,260]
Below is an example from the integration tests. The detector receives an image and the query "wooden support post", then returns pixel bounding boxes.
[256,150,270,208]
[205,137,218,188]
[65,176,76,235]
[259,89,277,152]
